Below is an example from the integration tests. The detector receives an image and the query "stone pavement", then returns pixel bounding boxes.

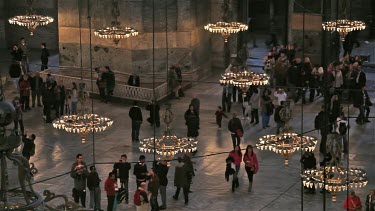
[1,38,375,210]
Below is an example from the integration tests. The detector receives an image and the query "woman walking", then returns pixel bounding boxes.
[243,145,259,192]
[184,104,199,138]
[228,145,242,192]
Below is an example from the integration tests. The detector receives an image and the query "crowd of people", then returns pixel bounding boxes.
[70,153,195,211]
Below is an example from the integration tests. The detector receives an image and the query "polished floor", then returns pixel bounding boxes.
[1,40,375,211]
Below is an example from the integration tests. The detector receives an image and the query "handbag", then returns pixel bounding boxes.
[236,129,243,137]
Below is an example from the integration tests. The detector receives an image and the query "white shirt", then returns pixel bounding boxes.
[274,91,287,106]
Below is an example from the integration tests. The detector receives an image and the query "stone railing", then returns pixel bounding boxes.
[39,69,169,102]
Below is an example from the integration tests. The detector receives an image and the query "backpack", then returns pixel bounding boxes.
[29,143,35,156]
[314,115,320,130]
[338,122,347,135]
[134,189,142,206]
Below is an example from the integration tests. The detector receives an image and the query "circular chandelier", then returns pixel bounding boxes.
[302,165,368,202]
[140,104,197,165]
[8,0,54,36]
[94,26,138,45]
[322,19,365,41]
[53,114,113,144]
[52,83,113,144]
[94,0,138,45]
[204,21,248,42]
[256,133,318,166]
[220,71,269,94]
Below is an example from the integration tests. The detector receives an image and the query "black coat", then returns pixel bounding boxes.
[133,163,147,180]
[11,49,23,61]
[129,106,143,122]
[128,75,140,87]
[31,76,44,91]
[9,63,22,78]
[146,103,160,124]
[42,87,55,105]
[87,172,100,190]
[113,162,131,180]
[107,70,116,90]
[300,153,316,170]
[41,48,50,62]
[155,163,169,186]
[228,117,243,134]
[184,109,199,137]
[354,90,372,108]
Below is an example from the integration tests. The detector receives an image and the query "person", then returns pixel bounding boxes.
[183,153,195,193]
[11,43,23,63]
[215,106,227,129]
[53,85,64,119]
[155,160,169,210]
[147,169,160,211]
[87,166,101,211]
[134,182,149,211]
[113,154,131,204]
[173,157,189,205]
[260,89,273,129]
[41,42,50,71]
[56,81,66,117]
[300,152,316,194]
[354,86,372,124]
[190,95,200,115]
[22,134,36,161]
[273,89,287,106]
[128,73,140,87]
[222,84,233,112]
[315,106,331,154]
[70,154,89,207]
[69,82,78,115]
[146,101,160,127]
[9,53,23,92]
[174,64,183,85]
[12,97,24,135]
[274,101,285,134]
[104,172,116,211]
[19,74,31,111]
[354,65,366,90]
[19,38,29,72]
[263,51,275,76]
[249,88,260,124]
[134,155,148,188]
[96,68,107,102]
[228,113,243,149]
[243,145,259,192]
[365,190,375,211]
[42,83,55,123]
[344,190,362,211]
[31,72,44,107]
[129,101,143,142]
[105,66,115,102]
[336,112,348,153]
[168,67,179,99]
[184,104,200,138]
[228,145,242,192]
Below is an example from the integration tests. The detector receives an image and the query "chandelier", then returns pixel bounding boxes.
[256,133,318,166]
[220,70,269,94]
[322,19,365,41]
[94,0,138,45]
[8,0,54,36]
[256,101,318,165]
[302,165,368,202]
[52,83,113,143]
[140,104,197,165]
[204,21,248,42]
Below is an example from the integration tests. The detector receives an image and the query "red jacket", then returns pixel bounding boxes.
[19,80,30,97]
[344,195,362,210]
[228,151,242,166]
[104,177,116,196]
[243,152,259,173]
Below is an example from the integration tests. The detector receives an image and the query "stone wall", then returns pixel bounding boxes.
[59,0,211,78]
[3,0,59,50]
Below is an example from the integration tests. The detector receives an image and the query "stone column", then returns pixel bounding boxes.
[287,0,294,44]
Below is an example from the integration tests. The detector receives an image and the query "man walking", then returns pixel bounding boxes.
[129,101,143,142]
[228,113,244,149]
[70,154,89,207]
[156,160,169,210]
[87,166,102,211]
[113,154,131,204]
[173,157,189,205]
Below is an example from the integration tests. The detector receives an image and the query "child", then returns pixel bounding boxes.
[215,106,228,129]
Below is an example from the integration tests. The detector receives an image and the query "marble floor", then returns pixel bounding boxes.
[1,39,375,211]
